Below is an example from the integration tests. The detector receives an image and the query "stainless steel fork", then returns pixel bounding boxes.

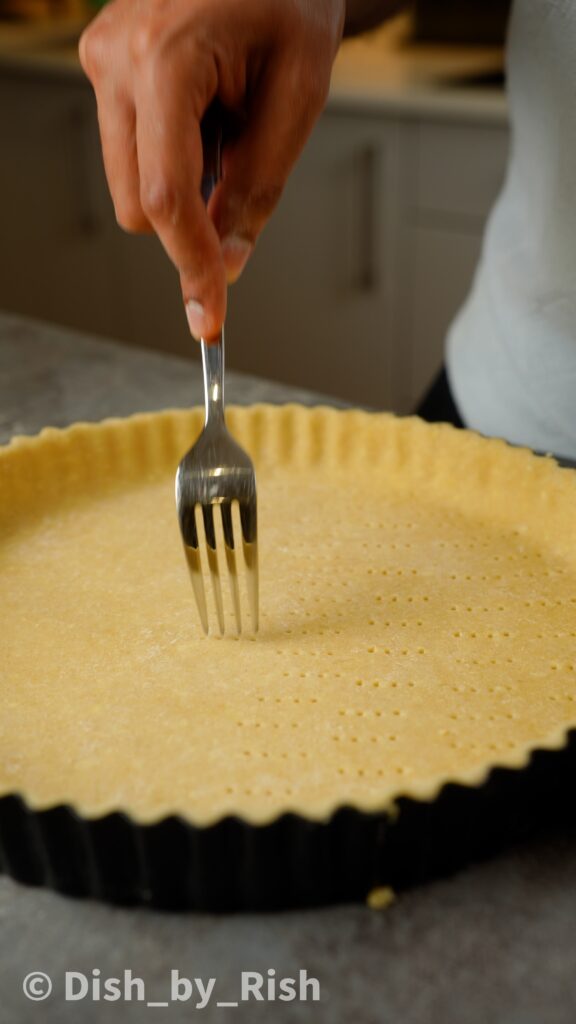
[175,109,259,636]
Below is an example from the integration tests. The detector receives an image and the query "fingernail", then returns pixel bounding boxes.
[185,299,206,340]
[221,235,253,283]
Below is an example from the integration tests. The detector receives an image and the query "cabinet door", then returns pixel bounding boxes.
[393,118,509,413]
[227,110,402,410]
[0,71,195,357]
[0,73,128,338]
[396,226,483,412]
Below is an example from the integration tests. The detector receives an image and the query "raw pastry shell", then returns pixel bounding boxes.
[0,406,575,908]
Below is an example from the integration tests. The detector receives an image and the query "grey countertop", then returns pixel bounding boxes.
[1,312,575,1024]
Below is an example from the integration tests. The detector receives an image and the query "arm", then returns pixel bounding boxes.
[79,0,402,342]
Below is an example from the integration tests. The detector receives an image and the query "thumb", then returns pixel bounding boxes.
[210,58,327,282]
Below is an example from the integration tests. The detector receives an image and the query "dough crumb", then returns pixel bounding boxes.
[366,886,396,911]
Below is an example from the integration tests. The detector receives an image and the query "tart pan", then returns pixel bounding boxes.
[0,730,575,910]
[1,406,575,910]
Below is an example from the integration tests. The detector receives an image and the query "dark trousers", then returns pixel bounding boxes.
[415,367,464,428]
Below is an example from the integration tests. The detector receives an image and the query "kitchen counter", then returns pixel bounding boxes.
[0,13,507,123]
[0,311,575,1024]
[331,16,506,122]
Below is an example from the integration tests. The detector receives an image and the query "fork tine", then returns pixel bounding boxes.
[202,503,225,635]
[239,498,257,545]
[245,543,259,634]
[182,505,209,635]
[188,548,210,636]
[221,500,242,634]
[239,500,259,633]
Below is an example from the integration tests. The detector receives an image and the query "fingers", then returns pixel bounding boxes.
[134,55,227,340]
[97,92,152,234]
[79,0,338,342]
[210,55,329,282]
[80,9,151,234]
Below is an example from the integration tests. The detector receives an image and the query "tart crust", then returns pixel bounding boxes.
[1,406,576,830]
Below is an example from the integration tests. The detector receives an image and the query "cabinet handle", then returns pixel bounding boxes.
[67,106,100,237]
[357,144,380,293]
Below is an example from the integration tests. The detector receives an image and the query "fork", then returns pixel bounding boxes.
[175,109,259,636]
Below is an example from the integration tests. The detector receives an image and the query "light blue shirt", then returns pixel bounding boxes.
[447,0,576,460]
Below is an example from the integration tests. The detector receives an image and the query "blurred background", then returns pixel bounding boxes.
[0,0,511,411]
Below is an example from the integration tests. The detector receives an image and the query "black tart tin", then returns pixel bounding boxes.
[2,420,575,910]
[1,729,575,911]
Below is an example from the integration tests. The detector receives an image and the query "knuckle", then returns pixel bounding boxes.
[140,177,179,223]
[79,22,107,78]
[130,15,163,64]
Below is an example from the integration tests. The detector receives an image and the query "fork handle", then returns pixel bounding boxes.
[200,102,222,204]
[199,105,226,427]
[201,333,225,426]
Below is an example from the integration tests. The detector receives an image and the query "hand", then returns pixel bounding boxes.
[79,0,346,341]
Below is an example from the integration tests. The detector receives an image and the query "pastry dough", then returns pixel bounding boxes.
[1,406,575,826]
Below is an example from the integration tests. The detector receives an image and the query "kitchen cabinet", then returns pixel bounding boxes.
[394,224,486,411]
[0,74,121,337]
[0,63,509,410]
[227,112,403,410]
[0,70,193,355]
[229,112,508,412]
[392,119,510,411]
[413,120,509,219]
